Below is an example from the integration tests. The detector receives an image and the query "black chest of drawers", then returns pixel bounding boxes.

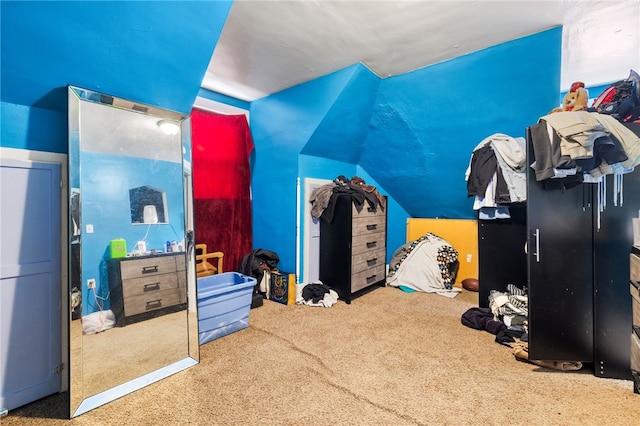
[319,195,387,303]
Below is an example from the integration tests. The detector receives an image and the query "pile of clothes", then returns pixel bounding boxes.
[465,133,527,220]
[530,111,640,184]
[461,284,582,371]
[296,282,339,308]
[309,175,385,224]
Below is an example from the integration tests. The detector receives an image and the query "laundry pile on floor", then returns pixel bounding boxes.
[296,282,339,308]
[461,284,582,371]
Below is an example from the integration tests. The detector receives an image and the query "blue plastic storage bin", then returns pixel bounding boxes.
[197,272,256,345]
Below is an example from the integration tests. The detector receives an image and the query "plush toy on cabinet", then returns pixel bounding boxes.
[550,81,589,113]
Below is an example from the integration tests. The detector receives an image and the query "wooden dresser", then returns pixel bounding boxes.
[630,246,640,393]
[319,194,387,303]
[108,252,187,326]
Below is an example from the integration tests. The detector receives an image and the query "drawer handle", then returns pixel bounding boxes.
[367,258,378,265]
[366,224,378,231]
[366,274,377,281]
[141,265,159,274]
[146,299,163,310]
[367,207,375,213]
[144,282,160,292]
[366,241,377,248]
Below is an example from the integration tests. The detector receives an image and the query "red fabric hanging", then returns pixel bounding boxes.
[191,108,254,273]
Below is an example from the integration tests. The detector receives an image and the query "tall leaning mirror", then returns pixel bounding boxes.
[67,86,198,418]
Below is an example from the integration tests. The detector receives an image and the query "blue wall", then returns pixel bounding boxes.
[0,102,68,153]
[249,28,562,274]
[367,27,562,219]
[1,1,232,151]
[249,64,392,274]
[1,1,232,114]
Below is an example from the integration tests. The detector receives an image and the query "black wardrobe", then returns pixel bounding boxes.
[478,122,640,380]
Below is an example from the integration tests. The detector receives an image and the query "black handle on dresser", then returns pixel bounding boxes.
[366,224,378,230]
[143,282,161,292]
[146,299,163,310]
[366,241,377,248]
[141,265,159,274]
[367,207,376,213]
[366,274,377,281]
[367,258,378,266]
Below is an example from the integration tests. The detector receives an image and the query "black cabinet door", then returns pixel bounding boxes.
[527,141,594,362]
[592,164,640,379]
[319,196,353,299]
[593,123,640,379]
[477,204,528,308]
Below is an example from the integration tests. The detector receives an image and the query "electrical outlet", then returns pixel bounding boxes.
[87,278,96,289]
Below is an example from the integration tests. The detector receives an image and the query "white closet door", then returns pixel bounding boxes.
[1,158,61,413]
[303,178,331,284]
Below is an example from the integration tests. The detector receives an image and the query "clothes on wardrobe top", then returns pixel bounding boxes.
[529,111,640,225]
[465,133,527,218]
[531,111,640,182]
[540,111,610,160]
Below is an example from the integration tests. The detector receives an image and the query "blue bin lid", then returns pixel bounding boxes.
[197,272,256,299]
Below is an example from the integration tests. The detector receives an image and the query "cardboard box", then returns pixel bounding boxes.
[269,271,296,305]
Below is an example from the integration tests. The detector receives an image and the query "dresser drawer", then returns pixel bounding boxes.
[352,202,384,218]
[352,232,384,253]
[632,281,640,327]
[121,272,181,299]
[631,253,640,282]
[352,215,385,236]
[124,288,183,316]
[174,253,186,272]
[352,248,386,274]
[632,327,640,372]
[120,255,178,280]
[351,264,385,293]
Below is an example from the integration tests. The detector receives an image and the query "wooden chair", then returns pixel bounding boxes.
[195,243,224,278]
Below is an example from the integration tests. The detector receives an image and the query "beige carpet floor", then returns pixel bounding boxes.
[4,286,639,425]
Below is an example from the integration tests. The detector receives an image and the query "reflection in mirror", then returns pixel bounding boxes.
[130,185,168,224]
[67,86,198,418]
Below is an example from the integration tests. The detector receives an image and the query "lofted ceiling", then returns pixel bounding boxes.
[202,0,640,102]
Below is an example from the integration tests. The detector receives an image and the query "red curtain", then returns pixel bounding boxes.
[191,108,254,273]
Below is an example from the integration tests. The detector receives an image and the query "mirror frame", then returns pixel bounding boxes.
[67,85,198,418]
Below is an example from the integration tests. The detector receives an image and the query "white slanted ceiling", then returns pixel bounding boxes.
[202,0,640,102]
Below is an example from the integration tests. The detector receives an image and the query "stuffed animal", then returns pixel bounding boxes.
[550,81,589,113]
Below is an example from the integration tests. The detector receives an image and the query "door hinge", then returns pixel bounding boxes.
[55,363,65,374]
